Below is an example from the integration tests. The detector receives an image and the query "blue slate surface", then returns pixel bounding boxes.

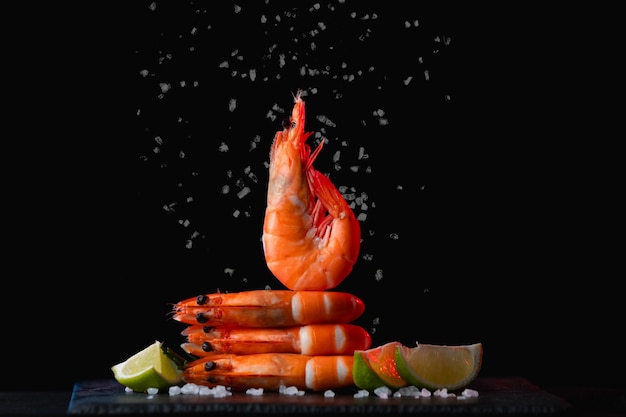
[67,377,572,415]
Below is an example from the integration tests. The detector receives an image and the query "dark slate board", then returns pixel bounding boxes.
[67,377,571,415]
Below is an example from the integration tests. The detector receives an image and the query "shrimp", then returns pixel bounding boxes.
[183,352,354,391]
[181,323,372,356]
[262,90,361,291]
[172,289,365,327]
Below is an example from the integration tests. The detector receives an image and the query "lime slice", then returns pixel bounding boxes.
[111,341,183,393]
[395,342,483,391]
[360,341,407,388]
[352,349,388,390]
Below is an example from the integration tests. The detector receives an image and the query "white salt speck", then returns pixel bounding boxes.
[124,387,133,393]
[169,386,182,396]
[148,1,156,11]
[228,98,237,112]
[139,69,149,77]
[159,83,171,93]
[424,70,430,80]
[221,185,230,194]
[233,4,241,13]
[233,209,241,218]
[218,142,229,152]
[323,390,335,398]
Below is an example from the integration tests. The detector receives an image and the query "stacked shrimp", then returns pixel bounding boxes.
[173,91,369,391]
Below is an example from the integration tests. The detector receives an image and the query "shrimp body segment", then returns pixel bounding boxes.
[181,323,372,356]
[183,352,354,391]
[172,289,365,327]
[262,91,361,291]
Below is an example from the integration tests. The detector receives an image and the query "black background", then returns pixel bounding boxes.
[4,1,621,392]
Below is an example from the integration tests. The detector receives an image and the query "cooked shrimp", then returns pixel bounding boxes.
[172,289,365,327]
[181,323,372,356]
[183,352,354,391]
[262,90,361,291]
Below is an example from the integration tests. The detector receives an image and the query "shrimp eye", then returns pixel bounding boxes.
[201,342,213,352]
[202,326,213,333]
[196,312,208,323]
[281,118,291,129]
[204,362,216,372]
[196,294,208,305]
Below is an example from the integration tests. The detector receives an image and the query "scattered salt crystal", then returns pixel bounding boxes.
[461,388,479,398]
[323,390,335,398]
[353,389,370,398]
[124,387,133,393]
[434,388,455,398]
[228,98,237,112]
[420,388,432,397]
[246,387,264,396]
[374,386,392,398]
[168,386,181,396]
[198,386,213,396]
[394,385,421,397]
[146,388,159,395]
[279,385,304,396]
[180,383,200,395]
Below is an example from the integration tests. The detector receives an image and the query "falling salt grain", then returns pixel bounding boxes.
[236,187,251,199]
[324,390,335,398]
[124,387,133,393]
[228,98,237,112]
[148,1,156,11]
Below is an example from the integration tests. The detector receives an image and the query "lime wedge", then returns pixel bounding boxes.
[360,341,407,388]
[395,342,483,391]
[111,341,183,393]
[352,349,388,390]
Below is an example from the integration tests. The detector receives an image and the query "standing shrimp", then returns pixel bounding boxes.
[172,289,365,327]
[262,90,361,291]
[181,323,372,356]
[183,352,354,391]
